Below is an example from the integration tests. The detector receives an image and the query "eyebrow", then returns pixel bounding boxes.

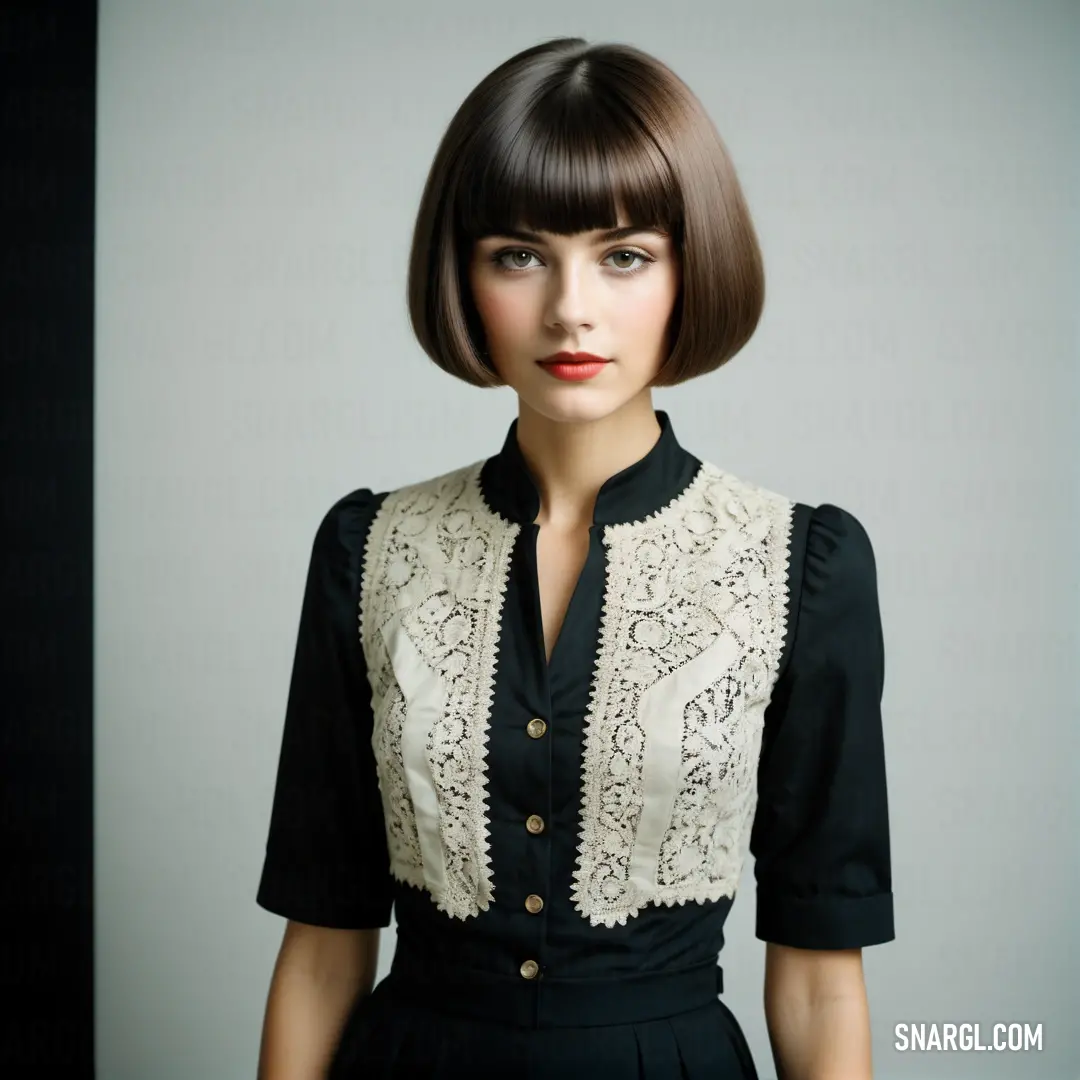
[487,225,669,243]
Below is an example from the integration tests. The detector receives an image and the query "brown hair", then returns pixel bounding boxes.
[406,37,765,388]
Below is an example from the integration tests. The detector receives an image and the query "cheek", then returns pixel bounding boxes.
[624,277,680,341]
[470,282,533,344]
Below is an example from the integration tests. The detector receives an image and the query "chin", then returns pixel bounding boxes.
[515,385,648,427]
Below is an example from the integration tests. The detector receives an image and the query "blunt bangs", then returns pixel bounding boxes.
[454,86,681,242]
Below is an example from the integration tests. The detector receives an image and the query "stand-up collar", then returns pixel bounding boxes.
[480,410,702,527]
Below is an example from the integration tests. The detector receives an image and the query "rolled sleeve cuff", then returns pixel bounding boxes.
[256,871,393,930]
[756,890,895,949]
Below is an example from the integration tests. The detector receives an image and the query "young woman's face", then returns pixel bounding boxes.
[467,213,681,424]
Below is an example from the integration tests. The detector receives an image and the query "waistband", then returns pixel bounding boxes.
[387,945,725,1029]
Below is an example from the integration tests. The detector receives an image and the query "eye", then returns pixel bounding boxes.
[606,249,653,273]
[493,249,541,271]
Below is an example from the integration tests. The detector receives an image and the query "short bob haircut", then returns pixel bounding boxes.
[407,37,765,389]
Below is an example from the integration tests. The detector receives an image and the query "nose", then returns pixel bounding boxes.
[545,260,595,334]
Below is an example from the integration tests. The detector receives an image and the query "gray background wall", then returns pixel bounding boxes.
[95,1,1078,1076]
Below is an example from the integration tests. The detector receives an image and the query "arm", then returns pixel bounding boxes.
[751,506,894,1079]
[763,943,872,1080]
[255,491,394,1077]
[257,920,380,1080]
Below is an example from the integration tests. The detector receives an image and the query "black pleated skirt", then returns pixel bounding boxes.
[328,947,760,1079]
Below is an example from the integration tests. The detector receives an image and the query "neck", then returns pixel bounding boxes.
[514,393,662,528]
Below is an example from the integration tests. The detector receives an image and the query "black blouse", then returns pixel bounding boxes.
[256,411,893,985]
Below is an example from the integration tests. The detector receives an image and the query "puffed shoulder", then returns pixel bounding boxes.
[804,503,878,602]
[308,487,387,592]
[790,503,884,684]
[317,486,382,550]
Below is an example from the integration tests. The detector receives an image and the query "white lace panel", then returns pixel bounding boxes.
[571,462,795,927]
[360,462,520,921]
[359,456,794,928]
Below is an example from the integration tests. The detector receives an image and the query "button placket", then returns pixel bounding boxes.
[523,759,547,963]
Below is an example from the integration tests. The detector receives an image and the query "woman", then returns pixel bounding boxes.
[255,36,894,1080]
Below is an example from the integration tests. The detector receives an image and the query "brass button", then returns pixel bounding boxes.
[527,718,547,739]
[525,814,545,835]
[520,959,540,980]
[525,893,544,914]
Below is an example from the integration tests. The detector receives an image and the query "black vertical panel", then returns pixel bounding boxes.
[1,2,96,1074]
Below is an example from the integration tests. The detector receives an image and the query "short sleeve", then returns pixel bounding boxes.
[749,502,894,949]
[255,488,394,929]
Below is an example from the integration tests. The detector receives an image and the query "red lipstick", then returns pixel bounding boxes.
[537,351,611,382]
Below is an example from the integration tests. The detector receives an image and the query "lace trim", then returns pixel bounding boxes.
[360,461,519,920]
[571,462,795,927]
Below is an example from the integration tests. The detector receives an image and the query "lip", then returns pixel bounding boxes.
[538,351,611,365]
[537,354,610,382]
[536,351,612,382]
